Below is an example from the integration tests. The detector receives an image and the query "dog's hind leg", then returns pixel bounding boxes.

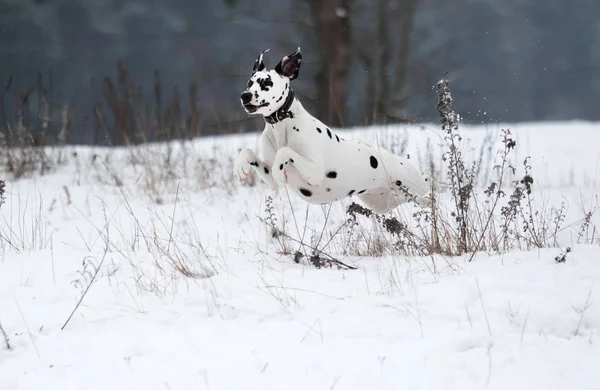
[375,150,431,207]
[357,166,429,214]
[357,188,399,215]
[272,146,324,187]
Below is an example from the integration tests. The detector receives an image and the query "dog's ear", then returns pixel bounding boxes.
[252,49,269,74]
[275,47,302,80]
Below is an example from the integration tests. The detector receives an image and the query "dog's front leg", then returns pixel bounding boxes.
[272,146,324,187]
[233,148,278,190]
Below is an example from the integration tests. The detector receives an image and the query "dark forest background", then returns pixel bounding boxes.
[1,0,599,145]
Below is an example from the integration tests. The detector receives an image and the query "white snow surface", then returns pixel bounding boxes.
[1,120,600,389]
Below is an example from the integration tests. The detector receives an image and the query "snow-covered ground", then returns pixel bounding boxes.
[1,121,599,389]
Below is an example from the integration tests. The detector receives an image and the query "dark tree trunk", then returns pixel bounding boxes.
[394,0,419,103]
[375,0,390,122]
[353,0,419,125]
[308,0,352,127]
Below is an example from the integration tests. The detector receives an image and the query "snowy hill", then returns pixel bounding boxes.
[1,121,599,389]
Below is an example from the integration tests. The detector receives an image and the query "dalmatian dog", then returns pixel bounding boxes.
[233,48,432,214]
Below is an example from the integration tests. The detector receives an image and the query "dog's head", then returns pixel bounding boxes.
[240,48,302,116]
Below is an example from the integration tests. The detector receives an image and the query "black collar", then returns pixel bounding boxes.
[264,89,295,124]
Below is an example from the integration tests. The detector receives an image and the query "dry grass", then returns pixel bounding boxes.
[0,180,5,210]
[1,71,598,284]
[95,161,220,297]
[336,79,598,261]
[0,180,52,253]
[250,78,599,268]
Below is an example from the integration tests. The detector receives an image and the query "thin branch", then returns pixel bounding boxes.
[0,318,10,350]
[167,183,180,253]
[259,216,357,270]
[61,247,108,331]
[520,309,529,344]
[476,278,493,337]
[574,283,594,337]
[14,295,40,358]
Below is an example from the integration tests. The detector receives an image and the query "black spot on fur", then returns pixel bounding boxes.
[335,134,340,142]
[299,188,312,197]
[250,161,259,167]
[279,164,284,170]
[247,80,253,88]
[348,190,355,196]
[293,126,299,132]
[370,156,379,169]
[257,76,273,91]
[357,189,366,194]
[254,92,259,99]
[326,128,332,139]
[326,188,331,192]
[289,158,294,163]
[326,171,337,179]
[425,178,428,181]
[264,167,269,174]
[395,180,402,186]
[316,127,322,133]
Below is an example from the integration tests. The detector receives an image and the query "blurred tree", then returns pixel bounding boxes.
[307,0,352,127]
[1,0,600,144]
[223,0,239,7]
[350,0,420,124]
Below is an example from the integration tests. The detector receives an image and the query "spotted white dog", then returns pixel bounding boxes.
[233,48,431,214]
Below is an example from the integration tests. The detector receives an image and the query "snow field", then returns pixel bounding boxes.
[1,121,599,389]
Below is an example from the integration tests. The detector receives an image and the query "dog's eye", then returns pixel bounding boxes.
[247,80,253,88]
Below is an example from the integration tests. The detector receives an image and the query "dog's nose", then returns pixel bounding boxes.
[240,92,253,105]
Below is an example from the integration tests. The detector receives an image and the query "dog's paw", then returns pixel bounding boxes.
[233,148,257,182]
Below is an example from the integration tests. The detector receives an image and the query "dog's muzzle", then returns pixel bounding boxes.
[240,91,269,113]
[240,91,257,113]
[240,91,253,105]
